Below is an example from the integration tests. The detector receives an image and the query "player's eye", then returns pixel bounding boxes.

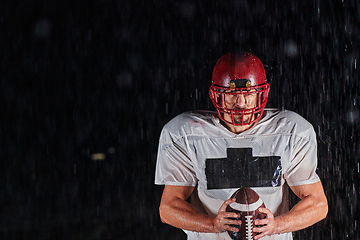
[243,89,256,94]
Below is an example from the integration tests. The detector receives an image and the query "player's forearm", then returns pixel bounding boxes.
[273,194,328,234]
[159,197,217,233]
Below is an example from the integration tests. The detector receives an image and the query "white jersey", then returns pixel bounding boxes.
[155,109,320,240]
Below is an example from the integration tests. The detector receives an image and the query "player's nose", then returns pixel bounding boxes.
[234,94,246,108]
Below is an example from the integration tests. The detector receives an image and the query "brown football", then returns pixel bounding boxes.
[226,187,266,240]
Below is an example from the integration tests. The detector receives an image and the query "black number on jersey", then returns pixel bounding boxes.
[205,148,282,189]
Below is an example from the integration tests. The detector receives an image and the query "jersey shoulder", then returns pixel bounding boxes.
[260,109,316,141]
[160,111,221,142]
[272,109,313,127]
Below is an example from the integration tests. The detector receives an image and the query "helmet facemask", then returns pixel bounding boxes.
[209,81,270,126]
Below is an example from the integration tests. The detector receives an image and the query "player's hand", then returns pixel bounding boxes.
[212,198,242,233]
[253,207,277,239]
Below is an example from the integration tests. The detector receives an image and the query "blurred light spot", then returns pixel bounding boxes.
[116,71,132,88]
[127,54,144,71]
[33,18,52,39]
[211,32,219,46]
[284,40,298,58]
[346,110,359,124]
[107,147,116,154]
[179,2,196,20]
[91,153,106,161]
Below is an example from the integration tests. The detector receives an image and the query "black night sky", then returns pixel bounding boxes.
[1,0,359,239]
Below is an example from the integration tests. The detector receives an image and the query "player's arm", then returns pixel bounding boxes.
[159,185,241,233]
[253,181,328,239]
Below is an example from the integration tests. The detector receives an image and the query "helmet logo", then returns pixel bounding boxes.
[229,79,252,90]
[246,80,251,89]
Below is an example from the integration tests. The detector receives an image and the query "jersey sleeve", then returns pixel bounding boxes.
[154,127,198,186]
[284,127,320,186]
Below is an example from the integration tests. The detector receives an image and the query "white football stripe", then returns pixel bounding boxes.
[229,198,263,212]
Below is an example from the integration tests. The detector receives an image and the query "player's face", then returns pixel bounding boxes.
[223,89,258,125]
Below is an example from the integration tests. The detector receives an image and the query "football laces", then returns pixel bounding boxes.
[245,215,254,240]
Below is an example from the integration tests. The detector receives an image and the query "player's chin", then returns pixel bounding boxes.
[234,116,250,125]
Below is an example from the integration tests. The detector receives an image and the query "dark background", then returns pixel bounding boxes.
[1,0,359,239]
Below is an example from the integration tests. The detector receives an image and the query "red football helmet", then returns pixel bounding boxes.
[209,53,270,126]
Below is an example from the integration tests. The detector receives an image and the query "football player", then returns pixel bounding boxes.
[155,53,328,239]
